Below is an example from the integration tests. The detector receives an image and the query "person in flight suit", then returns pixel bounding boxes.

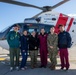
[38,28,48,68]
[47,26,58,70]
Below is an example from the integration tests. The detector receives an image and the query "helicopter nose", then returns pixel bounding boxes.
[0,32,6,40]
[0,40,9,50]
[0,32,3,40]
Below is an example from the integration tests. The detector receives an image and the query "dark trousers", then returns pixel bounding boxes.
[20,51,28,68]
[40,49,47,66]
[10,48,20,67]
[59,48,70,69]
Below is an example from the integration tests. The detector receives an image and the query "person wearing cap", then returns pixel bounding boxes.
[47,26,58,70]
[7,24,21,71]
[38,28,48,68]
[58,24,72,71]
[20,30,28,70]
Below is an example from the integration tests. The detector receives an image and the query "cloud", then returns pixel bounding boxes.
[68,14,76,18]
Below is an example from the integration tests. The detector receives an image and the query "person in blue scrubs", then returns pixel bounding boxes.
[20,30,28,70]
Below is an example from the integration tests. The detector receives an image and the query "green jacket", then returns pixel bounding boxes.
[7,31,20,48]
[47,33,58,51]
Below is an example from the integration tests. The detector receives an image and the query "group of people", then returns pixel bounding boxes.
[7,24,72,71]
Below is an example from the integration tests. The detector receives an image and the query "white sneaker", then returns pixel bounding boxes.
[10,67,13,71]
[21,68,25,70]
[16,67,19,71]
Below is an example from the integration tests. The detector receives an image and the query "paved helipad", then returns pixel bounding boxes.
[0,46,76,75]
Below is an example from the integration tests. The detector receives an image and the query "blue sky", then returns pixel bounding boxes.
[0,0,76,31]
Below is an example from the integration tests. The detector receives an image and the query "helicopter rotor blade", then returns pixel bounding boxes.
[0,0,70,12]
[0,0,44,10]
[51,0,70,9]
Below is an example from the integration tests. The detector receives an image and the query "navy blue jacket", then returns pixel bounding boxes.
[20,35,28,52]
[58,31,72,48]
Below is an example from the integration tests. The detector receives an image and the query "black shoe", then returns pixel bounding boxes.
[31,66,34,69]
[43,66,46,68]
[60,67,64,70]
[65,68,69,71]
[51,68,55,70]
[50,65,55,70]
[39,65,43,68]
[34,65,38,68]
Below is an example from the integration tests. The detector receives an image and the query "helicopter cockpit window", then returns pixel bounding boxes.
[29,29,34,33]
[23,24,39,33]
[28,28,39,36]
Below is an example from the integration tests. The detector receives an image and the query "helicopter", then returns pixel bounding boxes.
[0,0,76,50]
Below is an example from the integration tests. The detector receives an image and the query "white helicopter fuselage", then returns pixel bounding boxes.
[39,11,76,45]
[0,11,76,50]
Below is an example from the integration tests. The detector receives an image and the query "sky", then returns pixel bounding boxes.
[0,0,76,31]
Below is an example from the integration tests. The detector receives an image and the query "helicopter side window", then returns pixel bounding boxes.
[29,29,35,32]
[73,22,76,25]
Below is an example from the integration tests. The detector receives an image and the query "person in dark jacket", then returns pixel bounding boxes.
[38,28,48,68]
[29,31,39,69]
[20,30,28,70]
[58,24,72,71]
[7,24,20,71]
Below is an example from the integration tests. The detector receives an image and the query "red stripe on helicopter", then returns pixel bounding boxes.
[66,18,74,32]
[55,13,68,34]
